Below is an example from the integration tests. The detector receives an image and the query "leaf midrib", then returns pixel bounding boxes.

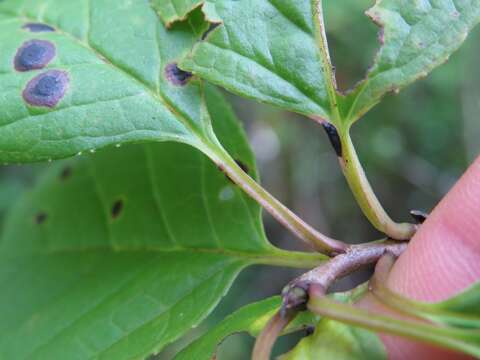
[3,245,324,267]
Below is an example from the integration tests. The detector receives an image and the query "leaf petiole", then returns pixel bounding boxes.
[310,0,416,240]
[202,140,348,256]
[340,132,417,240]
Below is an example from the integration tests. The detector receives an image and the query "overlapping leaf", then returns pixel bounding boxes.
[174,296,322,360]
[339,0,480,123]
[174,297,281,360]
[180,0,480,127]
[0,86,325,359]
[180,0,331,119]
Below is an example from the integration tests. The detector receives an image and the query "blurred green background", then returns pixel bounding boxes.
[3,1,479,358]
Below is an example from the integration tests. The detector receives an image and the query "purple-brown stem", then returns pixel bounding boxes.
[282,241,407,314]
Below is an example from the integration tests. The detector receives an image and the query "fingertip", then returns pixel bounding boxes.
[375,156,480,359]
[388,156,480,300]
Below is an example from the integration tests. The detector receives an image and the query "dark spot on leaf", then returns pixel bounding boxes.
[59,166,72,180]
[202,23,220,40]
[111,199,124,219]
[14,39,56,72]
[22,23,55,32]
[305,326,315,336]
[23,70,69,108]
[235,159,249,174]
[321,122,342,157]
[165,63,192,86]
[35,212,48,225]
[410,209,428,224]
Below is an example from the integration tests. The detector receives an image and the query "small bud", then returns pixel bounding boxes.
[410,209,428,224]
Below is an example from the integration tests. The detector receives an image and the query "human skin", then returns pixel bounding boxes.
[365,156,480,359]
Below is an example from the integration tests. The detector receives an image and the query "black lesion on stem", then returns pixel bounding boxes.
[234,159,249,174]
[321,122,342,157]
[218,160,249,184]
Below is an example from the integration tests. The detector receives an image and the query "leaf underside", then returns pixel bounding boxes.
[0,86,283,360]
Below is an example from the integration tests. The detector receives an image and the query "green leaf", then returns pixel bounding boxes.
[0,0,218,163]
[435,281,480,317]
[0,85,325,359]
[174,296,322,360]
[180,0,331,119]
[152,0,204,26]
[174,297,281,360]
[372,279,480,329]
[309,295,480,358]
[280,319,386,360]
[344,0,480,123]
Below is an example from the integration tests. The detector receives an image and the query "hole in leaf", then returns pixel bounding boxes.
[111,199,124,219]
